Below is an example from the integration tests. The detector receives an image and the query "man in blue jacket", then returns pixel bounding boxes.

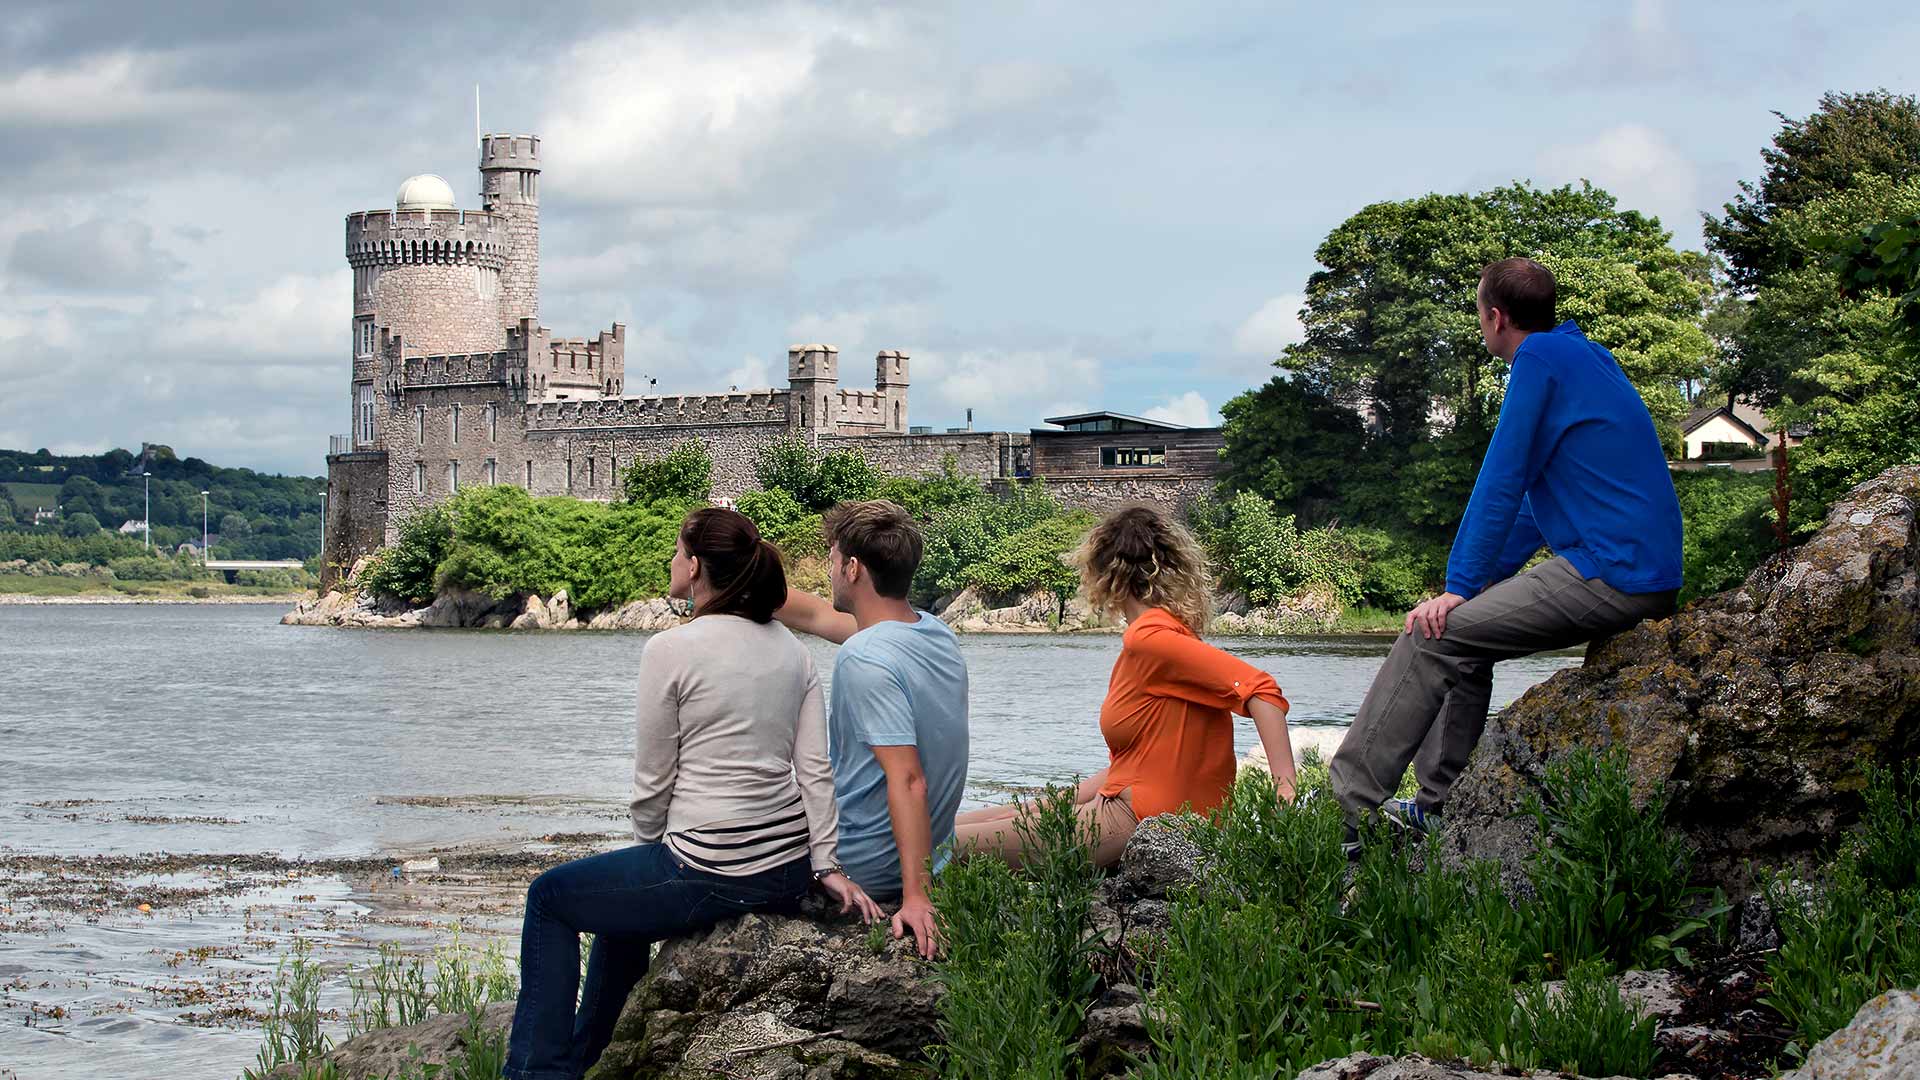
[1330,257,1682,841]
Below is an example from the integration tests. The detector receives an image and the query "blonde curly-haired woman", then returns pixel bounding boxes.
[953,505,1298,868]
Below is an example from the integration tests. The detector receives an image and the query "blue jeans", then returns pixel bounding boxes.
[503,843,811,1080]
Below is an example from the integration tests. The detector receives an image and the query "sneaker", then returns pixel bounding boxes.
[1381,798,1441,835]
[1342,823,1363,861]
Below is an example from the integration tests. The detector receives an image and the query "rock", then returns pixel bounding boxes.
[1779,988,1920,1079]
[1105,815,1208,904]
[265,1002,513,1079]
[586,896,938,1079]
[588,597,683,632]
[937,586,989,627]
[1294,1052,1629,1079]
[511,594,551,630]
[1533,969,1685,1024]
[418,587,512,628]
[1077,983,1149,1076]
[1443,465,1920,897]
[549,588,572,626]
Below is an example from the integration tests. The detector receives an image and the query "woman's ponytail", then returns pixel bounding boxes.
[680,508,789,623]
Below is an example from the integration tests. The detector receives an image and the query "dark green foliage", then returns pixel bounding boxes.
[0,445,323,561]
[620,442,713,505]
[752,438,881,511]
[1838,207,1920,339]
[1522,749,1700,972]
[361,505,453,606]
[1706,90,1920,291]
[1217,375,1368,520]
[60,511,102,537]
[1338,527,1443,611]
[1766,766,1920,1054]
[1671,471,1777,604]
[1217,491,1363,607]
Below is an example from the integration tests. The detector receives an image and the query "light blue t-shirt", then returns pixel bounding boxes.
[828,612,970,898]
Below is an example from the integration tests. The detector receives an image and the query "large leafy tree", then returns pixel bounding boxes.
[1217,374,1368,521]
[1704,90,1920,292]
[1285,182,1708,453]
[1704,91,1920,407]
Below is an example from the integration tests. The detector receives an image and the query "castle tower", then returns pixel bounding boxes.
[479,134,540,324]
[343,174,508,448]
[788,344,840,432]
[876,350,910,433]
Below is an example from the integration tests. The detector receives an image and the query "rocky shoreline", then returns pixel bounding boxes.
[281,569,1373,636]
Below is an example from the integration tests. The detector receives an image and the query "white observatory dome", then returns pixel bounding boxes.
[395,174,457,211]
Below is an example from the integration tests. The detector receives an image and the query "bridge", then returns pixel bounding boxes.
[204,559,305,583]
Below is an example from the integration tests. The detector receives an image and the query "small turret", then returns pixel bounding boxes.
[479,134,541,323]
[788,344,840,432]
[875,350,910,433]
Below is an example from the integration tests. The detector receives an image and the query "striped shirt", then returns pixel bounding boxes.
[628,615,839,877]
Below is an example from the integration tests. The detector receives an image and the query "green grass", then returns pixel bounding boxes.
[3,481,62,511]
[0,573,304,599]
[1328,605,1407,634]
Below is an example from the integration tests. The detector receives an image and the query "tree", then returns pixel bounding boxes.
[219,512,252,539]
[751,438,881,511]
[621,442,713,505]
[1217,374,1368,519]
[1705,90,1920,291]
[61,511,102,537]
[1287,182,1708,452]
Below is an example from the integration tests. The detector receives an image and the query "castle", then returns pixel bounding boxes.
[322,134,1222,583]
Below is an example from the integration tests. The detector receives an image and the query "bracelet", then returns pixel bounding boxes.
[812,864,845,882]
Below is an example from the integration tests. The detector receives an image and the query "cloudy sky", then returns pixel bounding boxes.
[3,1,1915,476]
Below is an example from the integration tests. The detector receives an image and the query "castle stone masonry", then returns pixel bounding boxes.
[322,135,1223,585]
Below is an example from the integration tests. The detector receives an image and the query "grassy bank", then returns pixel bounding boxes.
[0,573,305,601]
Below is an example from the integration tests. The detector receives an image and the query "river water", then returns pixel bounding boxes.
[0,604,1580,1078]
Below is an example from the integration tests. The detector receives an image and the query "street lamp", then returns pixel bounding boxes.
[143,472,152,553]
[201,491,210,561]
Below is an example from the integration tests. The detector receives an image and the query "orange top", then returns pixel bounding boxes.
[1097,608,1289,819]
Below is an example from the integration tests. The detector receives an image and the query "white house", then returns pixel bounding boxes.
[118,519,149,535]
[1680,399,1802,460]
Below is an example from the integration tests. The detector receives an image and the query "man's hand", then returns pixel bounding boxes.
[1405,592,1466,640]
[892,893,942,959]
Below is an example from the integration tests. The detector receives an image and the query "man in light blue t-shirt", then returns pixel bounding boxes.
[775,500,969,959]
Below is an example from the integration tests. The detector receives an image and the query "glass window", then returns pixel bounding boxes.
[450,404,460,445]
[415,406,426,444]
[1101,446,1166,468]
[412,462,425,492]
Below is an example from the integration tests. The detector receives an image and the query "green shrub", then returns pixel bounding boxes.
[752,438,881,511]
[1338,527,1443,611]
[1223,491,1363,607]
[876,457,985,521]
[106,554,207,581]
[957,513,1093,604]
[1672,471,1776,604]
[735,487,825,558]
[620,442,713,505]
[931,786,1103,1080]
[0,529,154,566]
[1522,748,1701,972]
[360,505,452,605]
[432,485,684,611]
[235,568,299,589]
[916,481,1063,600]
[1766,765,1920,1053]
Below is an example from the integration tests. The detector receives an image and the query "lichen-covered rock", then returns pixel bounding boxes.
[585,897,940,1079]
[587,597,683,631]
[1293,1052,1651,1079]
[1779,988,1920,1079]
[1443,464,1920,896]
[265,1002,513,1079]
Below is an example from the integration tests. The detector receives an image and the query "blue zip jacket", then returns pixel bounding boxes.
[1444,321,1682,600]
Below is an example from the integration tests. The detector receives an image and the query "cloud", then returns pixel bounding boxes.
[1537,124,1702,241]
[157,271,349,360]
[8,217,182,290]
[1143,391,1213,428]
[1562,0,1706,86]
[1231,294,1307,357]
[722,355,773,392]
[914,347,1101,424]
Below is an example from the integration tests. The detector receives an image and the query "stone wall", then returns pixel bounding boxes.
[1014,474,1218,515]
[322,451,388,587]
[820,431,1018,481]
[372,263,504,356]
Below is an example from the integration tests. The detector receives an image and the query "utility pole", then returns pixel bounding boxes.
[201,490,210,561]
[143,472,152,552]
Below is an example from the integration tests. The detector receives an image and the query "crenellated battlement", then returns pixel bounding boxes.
[479,134,541,174]
[525,390,791,431]
[402,351,513,387]
[346,209,507,268]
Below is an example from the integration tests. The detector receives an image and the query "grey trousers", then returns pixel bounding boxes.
[1330,557,1676,822]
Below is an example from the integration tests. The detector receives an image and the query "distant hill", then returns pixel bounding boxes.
[0,445,324,560]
